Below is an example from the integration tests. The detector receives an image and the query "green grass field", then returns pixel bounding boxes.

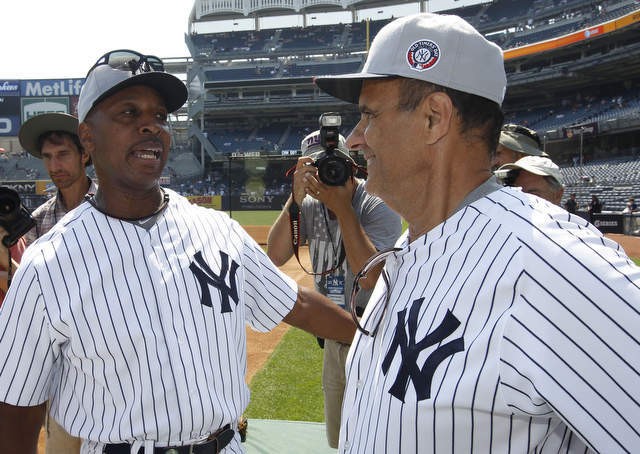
[245,328,325,422]
[226,210,280,225]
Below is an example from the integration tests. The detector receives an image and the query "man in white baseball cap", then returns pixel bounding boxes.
[315,12,640,454]
[496,155,564,205]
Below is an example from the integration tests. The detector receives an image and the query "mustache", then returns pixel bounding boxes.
[132,137,165,149]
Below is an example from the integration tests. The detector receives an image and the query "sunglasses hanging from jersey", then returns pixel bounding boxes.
[285,165,346,276]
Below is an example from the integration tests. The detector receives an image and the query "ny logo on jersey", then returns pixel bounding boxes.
[190,250,239,313]
[382,299,464,402]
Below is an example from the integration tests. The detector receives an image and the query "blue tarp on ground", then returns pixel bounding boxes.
[244,419,337,453]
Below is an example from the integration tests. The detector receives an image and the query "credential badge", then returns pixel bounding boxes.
[406,40,440,71]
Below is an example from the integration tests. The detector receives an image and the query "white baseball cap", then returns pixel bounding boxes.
[78,64,188,122]
[314,13,506,105]
[498,156,562,184]
[300,130,353,162]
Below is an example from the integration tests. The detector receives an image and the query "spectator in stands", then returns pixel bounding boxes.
[623,197,638,213]
[496,155,564,205]
[19,113,97,247]
[588,194,603,222]
[564,193,579,214]
[15,112,97,454]
[267,129,401,448]
[492,123,548,171]
[314,12,640,452]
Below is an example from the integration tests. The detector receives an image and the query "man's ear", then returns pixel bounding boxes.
[421,91,453,145]
[78,122,94,154]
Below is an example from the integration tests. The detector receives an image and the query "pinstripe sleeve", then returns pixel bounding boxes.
[0,258,56,406]
[236,222,298,332]
[500,225,640,452]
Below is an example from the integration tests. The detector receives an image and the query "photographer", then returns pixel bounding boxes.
[0,186,33,305]
[267,117,401,448]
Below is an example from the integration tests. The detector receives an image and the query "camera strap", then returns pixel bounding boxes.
[288,199,345,276]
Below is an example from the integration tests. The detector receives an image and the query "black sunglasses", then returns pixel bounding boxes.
[86,49,164,77]
[349,247,401,336]
[502,124,542,149]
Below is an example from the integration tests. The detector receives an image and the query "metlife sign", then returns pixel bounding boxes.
[20,79,84,97]
[0,78,85,136]
[21,79,83,121]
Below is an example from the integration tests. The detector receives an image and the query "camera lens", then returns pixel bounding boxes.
[318,156,350,186]
[0,187,20,220]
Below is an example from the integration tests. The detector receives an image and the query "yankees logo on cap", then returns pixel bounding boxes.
[406,40,440,71]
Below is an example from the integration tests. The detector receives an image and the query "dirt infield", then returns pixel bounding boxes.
[606,233,640,258]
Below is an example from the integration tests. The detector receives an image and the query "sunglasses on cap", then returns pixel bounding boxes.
[86,49,164,77]
[501,124,542,149]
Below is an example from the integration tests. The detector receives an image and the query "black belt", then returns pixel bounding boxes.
[103,424,234,454]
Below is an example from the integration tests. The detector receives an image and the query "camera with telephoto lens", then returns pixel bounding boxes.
[0,187,36,248]
[313,112,352,186]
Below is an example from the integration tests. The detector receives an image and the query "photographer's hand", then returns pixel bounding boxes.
[305,174,354,218]
[0,226,11,270]
[292,157,316,205]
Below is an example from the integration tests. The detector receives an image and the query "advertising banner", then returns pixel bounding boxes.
[0,80,21,97]
[229,193,289,210]
[592,213,624,233]
[563,122,598,139]
[0,96,20,136]
[21,97,70,121]
[187,195,222,210]
[20,79,84,97]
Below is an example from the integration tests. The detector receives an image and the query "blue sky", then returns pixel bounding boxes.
[2,0,484,80]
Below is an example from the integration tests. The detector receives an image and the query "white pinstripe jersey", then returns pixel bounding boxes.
[340,187,640,453]
[0,188,298,452]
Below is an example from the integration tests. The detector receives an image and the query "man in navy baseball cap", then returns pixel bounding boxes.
[77,49,187,122]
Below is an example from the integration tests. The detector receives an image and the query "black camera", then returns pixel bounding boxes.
[0,187,36,247]
[313,112,353,186]
[495,168,520,187]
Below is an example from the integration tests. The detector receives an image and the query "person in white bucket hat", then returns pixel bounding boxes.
[315,12,640,453]
[497,155,564,205]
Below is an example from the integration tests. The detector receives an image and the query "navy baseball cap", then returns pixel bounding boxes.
[78,57,187,122]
